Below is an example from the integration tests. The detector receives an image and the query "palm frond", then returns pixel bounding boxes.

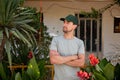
[15,29,32,47]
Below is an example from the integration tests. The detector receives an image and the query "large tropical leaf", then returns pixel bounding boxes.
[103,63,114,80]
[27,52,40,80]
[93,70,107,80]
[15,72,22,80]
[98,58,109,70]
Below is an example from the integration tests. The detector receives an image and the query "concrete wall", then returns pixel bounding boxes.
[24,1,120,56]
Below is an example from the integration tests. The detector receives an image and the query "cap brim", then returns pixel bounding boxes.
[60,18,65,21]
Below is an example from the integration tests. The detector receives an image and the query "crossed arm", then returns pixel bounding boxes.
[49,50,85,67]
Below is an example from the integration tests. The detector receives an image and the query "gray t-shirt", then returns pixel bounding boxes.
[50,36,85,80]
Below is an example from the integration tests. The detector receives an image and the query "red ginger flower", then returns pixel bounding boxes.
[77,70,90,80]
[28,51,33,59]
[89,54,99,66]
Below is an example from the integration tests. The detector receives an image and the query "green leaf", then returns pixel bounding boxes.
[21,23,37,33]
[27,53,40,80]
[14,19,33,24]
[0,62,7,80]
[10,30,21,39]
[15,29,32,47]
[15,72,22,80]
[5,27,9,38]
[0,0,6,24]
[93,70,107,80]
[95,64,103,72]
[103,63,114,80]
[114,63,120,80]
[5,40,12,67]
[30,31,37,46]
[98,58,109,69]
[20,28,34,44]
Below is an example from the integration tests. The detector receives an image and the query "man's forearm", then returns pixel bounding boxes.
[65,54,85,67]
[65,59,85,67]
[50,50,78,64]
[50,55,78,64]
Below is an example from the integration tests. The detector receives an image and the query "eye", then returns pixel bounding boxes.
[64,21,69,24]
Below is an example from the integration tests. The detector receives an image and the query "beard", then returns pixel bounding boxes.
[63,28,73,33]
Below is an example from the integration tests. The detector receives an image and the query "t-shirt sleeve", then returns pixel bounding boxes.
[78,40,85,54]
[49,37,57,51]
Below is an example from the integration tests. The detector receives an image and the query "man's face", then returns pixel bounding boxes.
[63,20,75,33]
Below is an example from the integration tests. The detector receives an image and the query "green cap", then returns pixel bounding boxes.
[60,14,78,25]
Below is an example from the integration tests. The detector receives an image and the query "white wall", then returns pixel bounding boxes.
[24,1,120,56]
[102,5,120,56]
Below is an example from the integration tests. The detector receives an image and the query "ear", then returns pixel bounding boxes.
[74,25,77,29]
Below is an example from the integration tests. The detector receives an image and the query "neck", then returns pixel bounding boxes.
[64,32,74,39]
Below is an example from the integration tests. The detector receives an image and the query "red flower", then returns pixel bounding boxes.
[28,51,33,59]
[77,70,90,80]
[89,54,99,66]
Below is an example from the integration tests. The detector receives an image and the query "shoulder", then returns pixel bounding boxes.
[74,37,84,44]
[53,36,63,40]
[52,36,63,41]
[74,37,84,47]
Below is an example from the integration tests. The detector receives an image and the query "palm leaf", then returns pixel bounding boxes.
[21,23,37,33]
[15,29,32,47]
[0,0,6,24]
[5,40,12,69]
[5,27,9,38]
[10,30,21,39]
[20,28,34,44]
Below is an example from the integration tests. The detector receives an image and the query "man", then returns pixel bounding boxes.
[49,14,85,80]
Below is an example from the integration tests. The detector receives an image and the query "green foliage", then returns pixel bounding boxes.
[0,0,38,67]
[103,63,114,80]
[80,8,99,18]
[93,70,107,80]
[38,60,46,80]
[81,56,115,80]
[98,58,109,69]
[10,41,30,65]
[15,72,22,80]
[0,62,7,80]
[0,0,52,80]
[27,54,40,80]
[114,63,120,80]
[80,0,120,18]
[93,58,115,80]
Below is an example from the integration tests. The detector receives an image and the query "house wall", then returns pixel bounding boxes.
[24,1,120,56]
[102,5,120,56]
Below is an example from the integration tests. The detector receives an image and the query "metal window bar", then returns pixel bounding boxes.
[84,19,87,51]
[78,18,101,54]
[90,19,93,52]
[77,14,80,39]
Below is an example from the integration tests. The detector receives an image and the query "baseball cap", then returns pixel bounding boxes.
[60,14,78,25]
